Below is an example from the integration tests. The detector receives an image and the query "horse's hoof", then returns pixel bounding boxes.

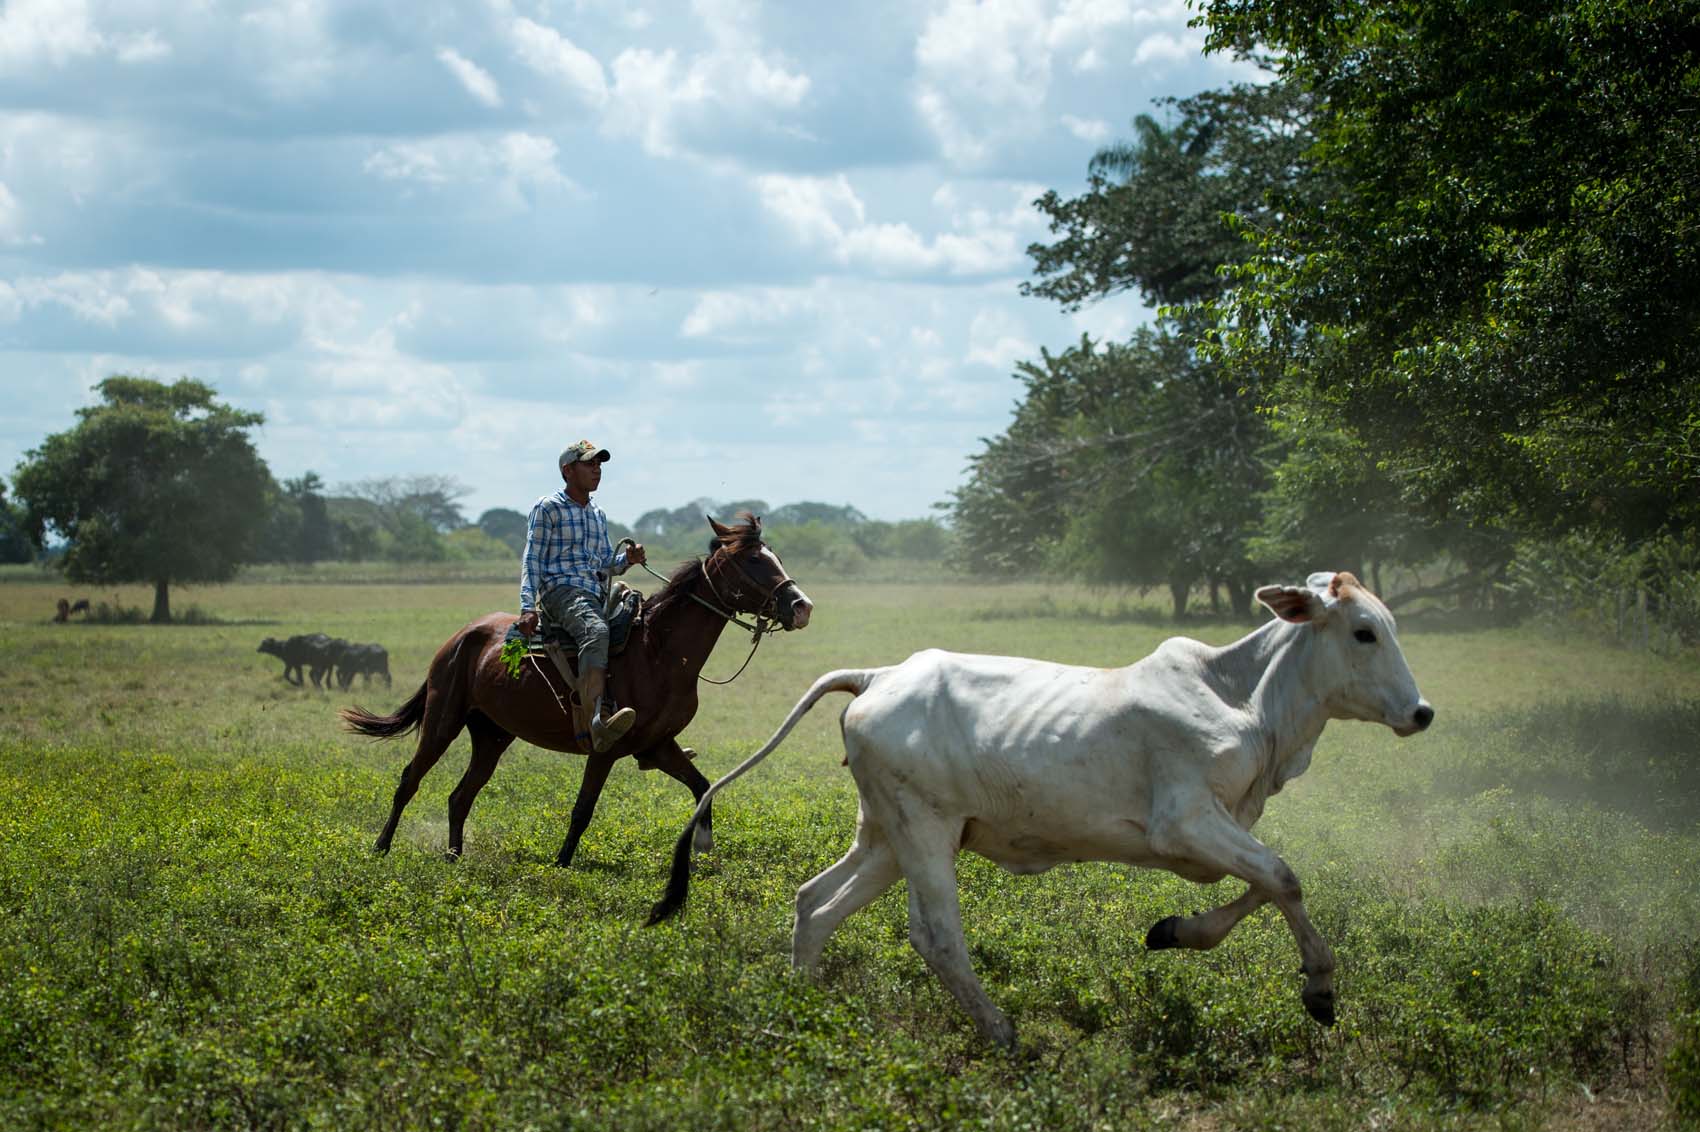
[1145,915,1181,950]
[1302,988,1336,1027]
[445,847,462,862]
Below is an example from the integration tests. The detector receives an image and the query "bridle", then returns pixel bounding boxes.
[625,539,798,684]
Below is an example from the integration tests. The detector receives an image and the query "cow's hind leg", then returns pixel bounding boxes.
[792,810,900,971]
[886,814,1015,1049]
[374,694,465,855]
[1145,885,1267,952]
[446,712,515,859]
[1148,809,1336,1025]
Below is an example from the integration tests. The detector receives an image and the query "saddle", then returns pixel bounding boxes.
[505,582,642,672]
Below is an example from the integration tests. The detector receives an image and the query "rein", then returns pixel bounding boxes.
[629,545,789,685]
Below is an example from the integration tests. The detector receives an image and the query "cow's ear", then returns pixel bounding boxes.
[1256,584,1326,624]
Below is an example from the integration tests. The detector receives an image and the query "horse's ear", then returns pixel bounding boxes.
[707,515,732,539]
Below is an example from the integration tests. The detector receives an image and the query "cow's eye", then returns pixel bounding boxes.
[1353,628,1377,644]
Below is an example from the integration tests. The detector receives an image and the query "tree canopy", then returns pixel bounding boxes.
[12,377,271,622]
[1200,0,1700,537]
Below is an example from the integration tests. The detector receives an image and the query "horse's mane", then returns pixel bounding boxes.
[640,512,764,620]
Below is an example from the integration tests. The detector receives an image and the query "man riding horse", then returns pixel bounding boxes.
[515,440,646,752]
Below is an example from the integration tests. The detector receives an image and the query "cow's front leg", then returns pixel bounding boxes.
[1148,806,1336,1026]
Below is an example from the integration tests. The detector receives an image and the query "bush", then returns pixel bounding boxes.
[1672,945,1700,1127]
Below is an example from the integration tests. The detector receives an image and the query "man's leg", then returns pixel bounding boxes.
[543,589,636,753]
[581,663,635,752]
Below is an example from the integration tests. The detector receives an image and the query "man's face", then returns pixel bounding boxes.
[564,457,604,494]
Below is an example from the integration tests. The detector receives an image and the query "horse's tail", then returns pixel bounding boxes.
[646,667,886,926]
[340,680,428,739]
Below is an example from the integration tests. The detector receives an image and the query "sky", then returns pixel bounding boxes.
[0,0,1261,528]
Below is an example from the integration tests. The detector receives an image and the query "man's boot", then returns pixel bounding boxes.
[589,696,637,752]
[544,644,595,747]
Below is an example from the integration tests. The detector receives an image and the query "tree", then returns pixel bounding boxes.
[1199,0,1700,537]
[12,377,271,622]
[477,507,528,555]
[1025,80,1320,312]
[257,472,334,565]
[0,479,36,564]
[340,475,471,534]
[951,331,1271,616]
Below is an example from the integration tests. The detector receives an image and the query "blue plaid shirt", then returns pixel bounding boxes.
[519,489,629,612]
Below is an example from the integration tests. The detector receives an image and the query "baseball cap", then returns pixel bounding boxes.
[559,440,611,467]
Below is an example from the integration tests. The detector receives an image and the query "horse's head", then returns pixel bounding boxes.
[704,513,814,630]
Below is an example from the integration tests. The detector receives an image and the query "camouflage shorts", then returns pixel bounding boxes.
[539,586,610,671]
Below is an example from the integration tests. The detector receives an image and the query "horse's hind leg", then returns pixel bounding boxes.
[648,739,715,853]
[555,755,616,867]
[446,712,514,859]
[374,694,464,855]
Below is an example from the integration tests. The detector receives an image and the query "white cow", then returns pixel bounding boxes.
[647,572,1433,1047]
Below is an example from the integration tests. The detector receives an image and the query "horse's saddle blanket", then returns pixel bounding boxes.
[505,582,641,662]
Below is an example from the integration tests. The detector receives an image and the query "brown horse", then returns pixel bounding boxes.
[341,514,814,865]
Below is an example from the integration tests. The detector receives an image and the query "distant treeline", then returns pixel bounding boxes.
[256,479,947,574]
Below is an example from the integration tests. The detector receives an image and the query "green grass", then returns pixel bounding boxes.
[1,572,1696,1129]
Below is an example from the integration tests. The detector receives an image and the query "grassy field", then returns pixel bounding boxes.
[2,567,1699,1130]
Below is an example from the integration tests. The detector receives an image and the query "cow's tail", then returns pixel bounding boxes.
[645,667,884,926]
[340,681,428,739]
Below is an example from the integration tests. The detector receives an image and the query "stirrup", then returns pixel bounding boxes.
[590,705,636,752]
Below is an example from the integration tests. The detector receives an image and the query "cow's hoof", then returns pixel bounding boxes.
[1145,915,1182,950]
[1302,987,1336,1027]
[983,1015,1017,1051]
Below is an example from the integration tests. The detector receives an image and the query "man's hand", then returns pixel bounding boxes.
[628,542,647,566]
[516,610,539,637]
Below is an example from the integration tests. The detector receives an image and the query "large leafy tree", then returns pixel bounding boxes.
[1200,0,1700,537]
[957,84,1320,609]
[1026,80,1321,311]
[952,331,1269,616]
[13,377,271,622]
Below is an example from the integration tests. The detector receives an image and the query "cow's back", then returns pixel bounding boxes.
[841,646,1252,872]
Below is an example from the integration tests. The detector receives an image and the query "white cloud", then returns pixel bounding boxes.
[237,2,336,100]
[913,0,1053,167]
[966,307,1033,371]
[0,0,103,67]
[1133,31,1195,66]
[364,133,575,206]
[0,0,168,68]
[0,182,42,246]
[509,17,608,108]
[114,29,170,64]
[755,173,1042,278]
[601,9,810,159]
[1061,114,1110,143]
[438,47,504,109]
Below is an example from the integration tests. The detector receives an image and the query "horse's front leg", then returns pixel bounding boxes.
[555,755,616,867]
[646,738,714,854]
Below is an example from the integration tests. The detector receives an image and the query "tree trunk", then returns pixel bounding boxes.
[1169,580,1190,620]
[151,579,171,624]
[1225,578,1254,621]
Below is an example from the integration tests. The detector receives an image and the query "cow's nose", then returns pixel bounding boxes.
[1412,704,1435,731]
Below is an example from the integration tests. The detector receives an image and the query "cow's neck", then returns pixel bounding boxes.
[1216,619,1333,786]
